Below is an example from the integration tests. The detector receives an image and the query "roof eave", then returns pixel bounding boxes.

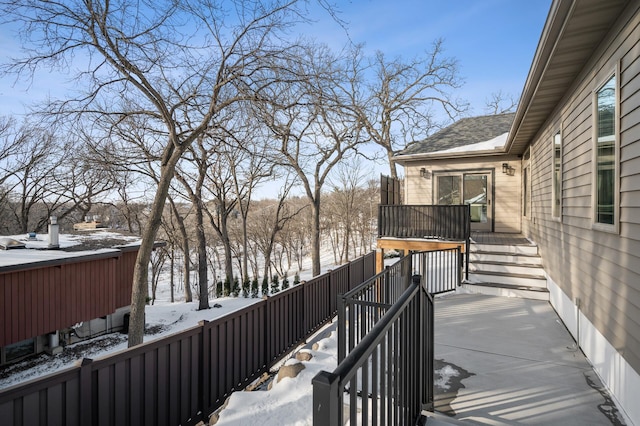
[393,148,510,165]
[505,0,571,154]
[506,0,631,155]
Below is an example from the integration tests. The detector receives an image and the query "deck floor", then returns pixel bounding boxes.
[470,232,531,245]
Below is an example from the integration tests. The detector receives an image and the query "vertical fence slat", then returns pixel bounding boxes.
[0,253,378,426]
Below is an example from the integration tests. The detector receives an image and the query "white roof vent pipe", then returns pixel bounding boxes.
[48,216,60,249]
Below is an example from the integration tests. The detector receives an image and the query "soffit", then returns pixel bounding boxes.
[507,0,630,155]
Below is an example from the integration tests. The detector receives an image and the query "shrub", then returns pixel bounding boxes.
[270,275,280,294]
[242,278,250,298]
[251,278,259,298]
[223,277,231,297]
[232,276,241,297]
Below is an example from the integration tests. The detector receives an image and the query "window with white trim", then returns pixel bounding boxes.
[594,75,616,226]
[552,131,562,219]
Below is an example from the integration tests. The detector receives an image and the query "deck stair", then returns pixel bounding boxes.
[462,234,549,301]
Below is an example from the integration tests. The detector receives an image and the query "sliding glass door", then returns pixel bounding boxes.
[436,172,492,232]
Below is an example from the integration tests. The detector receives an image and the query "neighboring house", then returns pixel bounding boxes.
[0,223,145,366]
[390,0,640,424]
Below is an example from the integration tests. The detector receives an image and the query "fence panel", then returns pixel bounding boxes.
[202,300,267,414]
[302,274,333,336]
[0,252,376,426]
[0,368,82,426]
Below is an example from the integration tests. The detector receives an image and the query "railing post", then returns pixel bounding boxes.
[427,292,435,409]
[263,295,271,366]
[199,320,210,420]
[457,246,462,287]
[338,295,346,363]
[313,371,341,426]
[78,358,93,425]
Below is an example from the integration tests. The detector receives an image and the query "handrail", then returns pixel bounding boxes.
[313,274,433,425]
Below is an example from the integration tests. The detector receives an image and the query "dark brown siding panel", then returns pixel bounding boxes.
[115,250,136,309]
[0,252,131,346]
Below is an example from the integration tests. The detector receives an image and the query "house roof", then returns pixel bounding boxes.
[506,0,631,154]
[0,230,144,271]
[394,113,515,162]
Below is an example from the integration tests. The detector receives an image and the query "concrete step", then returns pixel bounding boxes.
[469,260,545,276]
[461,282,550,301]
[469,251,543,265]
[471,243,538,256]
[468,270,547,289]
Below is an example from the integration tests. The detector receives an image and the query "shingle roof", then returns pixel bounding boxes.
[397,112,515,156]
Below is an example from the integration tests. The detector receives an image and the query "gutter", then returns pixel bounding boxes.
[393,147,510,164]
[505,0,573,153]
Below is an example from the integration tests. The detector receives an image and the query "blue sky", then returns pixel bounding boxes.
[301,0,552,115]
[0,1,551,117]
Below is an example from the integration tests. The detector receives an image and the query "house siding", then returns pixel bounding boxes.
[526,2,640,379]
[403,155,522,233]
[0,245,145,349]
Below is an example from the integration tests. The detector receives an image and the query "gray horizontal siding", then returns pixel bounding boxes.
[527,4,640,374]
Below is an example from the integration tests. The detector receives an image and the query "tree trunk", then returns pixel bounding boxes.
[169,197,192,302]
[242,219,249,283]
[170,250,175,303]
[195,202,209,310]
[220,221,234,284]
[387,150,398,180]
[128,157,179,347]
[311,200,321,276]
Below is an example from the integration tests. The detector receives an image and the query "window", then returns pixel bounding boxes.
[523,148,530,218]
[552,131,562,218]
[436,175,461,205]
[594,75,617,226]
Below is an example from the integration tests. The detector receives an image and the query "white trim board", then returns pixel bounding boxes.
[547,274,639,426]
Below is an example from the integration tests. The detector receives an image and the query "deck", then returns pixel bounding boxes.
[470,232,531,245]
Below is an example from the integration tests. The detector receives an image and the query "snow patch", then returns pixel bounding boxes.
[431,132,508,155]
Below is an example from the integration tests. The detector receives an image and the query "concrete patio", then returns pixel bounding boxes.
[427,293,627,425]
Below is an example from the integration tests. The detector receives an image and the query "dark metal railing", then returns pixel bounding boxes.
[313,274,434,426]
[337,254,413,363]
[378,204,470,240]
[337,249,460,364]
[413,247,462,295]
[378,204,471,281]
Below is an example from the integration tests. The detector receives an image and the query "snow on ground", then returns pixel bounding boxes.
[214,324,338,426]
[0,232,385,425]
[0,297,262,389]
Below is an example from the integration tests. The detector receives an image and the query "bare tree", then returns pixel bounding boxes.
[325,157,373,263]
[229,128,275,284]
[485,90,518,114]
[165,194,194,303]
[1,0,321,347]
[350,41,467,179]
[258,43,367,276]
[0,116,23,191]
[247,180,306,282]
[1,123,71,233]
[174,136,214,310]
